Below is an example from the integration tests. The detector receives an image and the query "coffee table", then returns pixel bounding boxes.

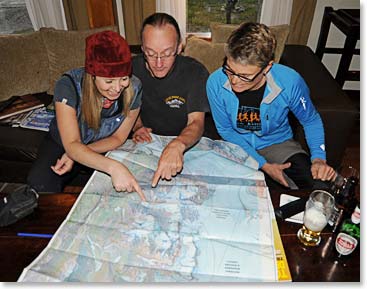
[0,187,360,282]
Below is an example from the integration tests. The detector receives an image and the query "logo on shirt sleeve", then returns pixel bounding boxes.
[165,96,186,108]
[300,97,307,110]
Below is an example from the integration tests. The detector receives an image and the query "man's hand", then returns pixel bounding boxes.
[51,153,74,175]
[152,139,186,187]
[311,158,336,181]
[261,162,292,187]
[132,127,152,143]
[110,163,146,201]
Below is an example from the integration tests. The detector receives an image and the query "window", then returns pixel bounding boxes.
[187,0,263,34]
[0,0,34,34]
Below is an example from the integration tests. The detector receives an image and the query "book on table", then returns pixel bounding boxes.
[19,107,55,132]
[0,94,45,120]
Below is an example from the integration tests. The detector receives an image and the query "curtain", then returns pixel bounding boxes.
[62,0,97,31]
[115,0,126,37]
[121,0,155,45]
[156,0,186,42]
[260,0,293,26]
[25,0,67,30]
[287,0,317,45]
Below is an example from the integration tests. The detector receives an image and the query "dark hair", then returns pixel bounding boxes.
[141,12,181,44]
[225,22,276,67]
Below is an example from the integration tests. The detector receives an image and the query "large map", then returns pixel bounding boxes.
[19,135,289,282]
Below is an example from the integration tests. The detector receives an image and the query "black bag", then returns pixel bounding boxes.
[0,184,38,227]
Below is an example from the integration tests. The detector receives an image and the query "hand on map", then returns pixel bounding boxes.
[51,153,74,175]
[311,158,336,181]
[152,139,185,187]
[262,162,291,187]
[111,163,146,201]
[132,126,153,143]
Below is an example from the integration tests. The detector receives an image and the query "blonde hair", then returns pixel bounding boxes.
[81,73,135,130]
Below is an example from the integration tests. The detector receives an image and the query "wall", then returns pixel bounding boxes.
[307,0,360,91]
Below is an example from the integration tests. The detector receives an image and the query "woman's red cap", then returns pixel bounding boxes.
[85,30,131,77]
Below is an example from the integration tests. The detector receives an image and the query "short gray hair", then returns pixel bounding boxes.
[225,22,276,67]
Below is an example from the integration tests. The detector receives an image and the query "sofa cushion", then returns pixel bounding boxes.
[0,32,50,101]
[184,36,225,73]
[210,23,290,63]
[40,26,117,95]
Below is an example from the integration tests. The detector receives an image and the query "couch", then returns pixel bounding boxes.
[0,24,358,187]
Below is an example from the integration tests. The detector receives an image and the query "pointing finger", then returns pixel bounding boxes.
[134,182,146,202]
[151,170,161,188]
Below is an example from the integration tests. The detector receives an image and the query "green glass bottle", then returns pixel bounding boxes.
[335,204,360,256]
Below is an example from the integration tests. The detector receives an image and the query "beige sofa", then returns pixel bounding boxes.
[0,26,116,102]
[184,22,290,73]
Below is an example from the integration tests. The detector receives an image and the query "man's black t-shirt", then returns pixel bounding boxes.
[235,83,266,131]
[132,54,210,136]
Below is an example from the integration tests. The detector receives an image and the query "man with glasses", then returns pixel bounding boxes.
[132,13,210,187]
[207,22,336,190]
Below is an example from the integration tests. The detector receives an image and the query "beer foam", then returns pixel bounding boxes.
[304,207,327,231]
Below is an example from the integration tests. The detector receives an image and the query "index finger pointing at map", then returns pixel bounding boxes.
[151,171,161,188]
[134,182,146,202]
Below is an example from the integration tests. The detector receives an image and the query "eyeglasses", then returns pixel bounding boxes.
[143,49,178,61]
[222,63,265,82]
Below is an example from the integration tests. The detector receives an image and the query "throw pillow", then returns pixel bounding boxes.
[210,22,290,63]
[0,31,49,101]
[41,26,117,95]
[183,36,225,73]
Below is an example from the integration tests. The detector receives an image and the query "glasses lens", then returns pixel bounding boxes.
[223,64,263,82]
[144,50,177,61]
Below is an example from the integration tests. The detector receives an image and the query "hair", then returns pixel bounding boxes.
[225,22,276,67]
[140,12,181,44]
[81,73,135,130]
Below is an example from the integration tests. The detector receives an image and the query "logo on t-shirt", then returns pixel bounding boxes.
[165,95,186,108]
[237,106,261,131]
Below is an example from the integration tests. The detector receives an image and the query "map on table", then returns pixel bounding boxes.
[18,135,291,282]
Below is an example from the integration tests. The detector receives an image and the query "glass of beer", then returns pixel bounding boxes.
[297,190,335,246]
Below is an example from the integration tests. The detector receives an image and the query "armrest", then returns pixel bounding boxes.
[280,45,358,168]
[280,45,356,111]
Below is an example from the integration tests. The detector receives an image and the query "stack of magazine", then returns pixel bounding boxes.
[0,95,55,131]
[19,107,55,131]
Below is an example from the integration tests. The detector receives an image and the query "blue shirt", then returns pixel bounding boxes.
[206,63,326,168]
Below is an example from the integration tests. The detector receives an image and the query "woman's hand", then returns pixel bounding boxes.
[51,153,74,175]
[132,127,152,143]
[110,163,146,201]
[261,162,292,187]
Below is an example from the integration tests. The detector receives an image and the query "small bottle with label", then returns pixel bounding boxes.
[335,204,360,257]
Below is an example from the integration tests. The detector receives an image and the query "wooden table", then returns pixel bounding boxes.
[272,190,360,282]
[0,188,360,282]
